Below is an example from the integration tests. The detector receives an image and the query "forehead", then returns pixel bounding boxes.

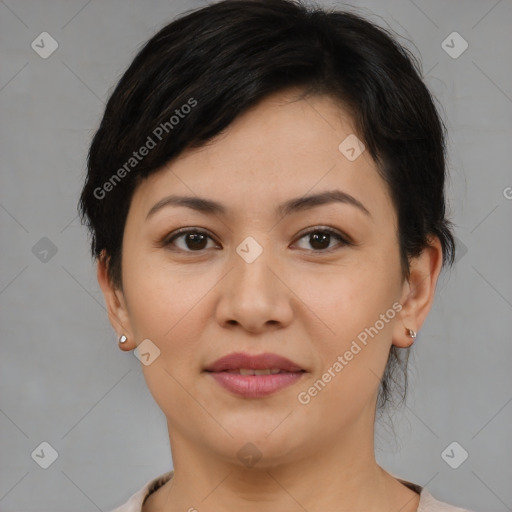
[128,89,394,225]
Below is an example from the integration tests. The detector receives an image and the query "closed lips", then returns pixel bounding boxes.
[204,352,306,373]
[205,352,306,398]
[223,368,300,375]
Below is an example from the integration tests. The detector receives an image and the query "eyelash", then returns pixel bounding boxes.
[161,226,352,254]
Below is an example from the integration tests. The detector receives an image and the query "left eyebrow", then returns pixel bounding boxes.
[145,189,371,221]
[277,189,371,218]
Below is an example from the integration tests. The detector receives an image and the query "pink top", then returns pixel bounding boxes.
[110,470,474,512]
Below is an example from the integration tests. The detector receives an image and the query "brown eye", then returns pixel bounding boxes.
[165,229,218,252]
[294,228,349,252]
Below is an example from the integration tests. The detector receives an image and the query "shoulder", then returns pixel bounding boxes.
[109,471,174,512]
[398,478,476,512]
[418,488,475,512]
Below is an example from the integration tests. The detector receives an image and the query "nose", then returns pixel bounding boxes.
[214,239,294,334]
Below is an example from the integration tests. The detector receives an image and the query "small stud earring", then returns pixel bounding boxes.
[407,328,417,339]
[119,335,127,344]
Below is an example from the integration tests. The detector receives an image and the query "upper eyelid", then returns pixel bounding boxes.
[167,227,218,242]
[295,226,347,239]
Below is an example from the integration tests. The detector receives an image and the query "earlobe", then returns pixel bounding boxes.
[117,334,131,351]
[392,237,443,348]
[392,325,417,348]
[96,251,134,350]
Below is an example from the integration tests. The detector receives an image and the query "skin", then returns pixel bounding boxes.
[97,88,443,512]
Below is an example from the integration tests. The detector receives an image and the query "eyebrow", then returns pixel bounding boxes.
[146,189,371,220]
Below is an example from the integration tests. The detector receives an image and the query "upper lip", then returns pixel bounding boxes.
[204,352,305,372]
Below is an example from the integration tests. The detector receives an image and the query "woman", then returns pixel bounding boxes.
[79,1,473,510]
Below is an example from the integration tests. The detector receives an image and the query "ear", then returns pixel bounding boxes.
[392,236,444,348]
[96,250,134,351]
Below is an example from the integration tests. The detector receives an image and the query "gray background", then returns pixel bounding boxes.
[1,0,511,510]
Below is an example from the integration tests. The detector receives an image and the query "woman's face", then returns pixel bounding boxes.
[100,89,439,466]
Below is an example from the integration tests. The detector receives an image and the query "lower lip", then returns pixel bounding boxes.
[206,371,304,398]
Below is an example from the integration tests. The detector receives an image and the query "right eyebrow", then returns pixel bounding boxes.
[146,195,226,220]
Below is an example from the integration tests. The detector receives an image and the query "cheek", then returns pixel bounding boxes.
[122,253,228,381]
[122,245,213,338]
[295,255,399,339]
[291,257,400,396]
[123,263,216,418]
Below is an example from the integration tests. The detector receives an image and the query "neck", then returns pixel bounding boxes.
[145,414,418,512]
